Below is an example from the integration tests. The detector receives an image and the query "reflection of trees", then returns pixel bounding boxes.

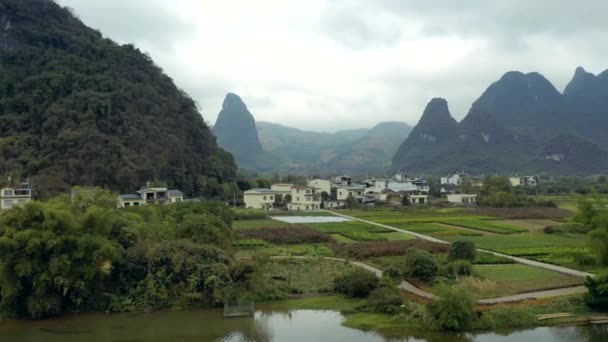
[549,324,608,342]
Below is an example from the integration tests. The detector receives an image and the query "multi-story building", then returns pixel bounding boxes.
[0,183,32,210]
[288,186,321,211]
[244,188,276,210]
[117,186,183,208]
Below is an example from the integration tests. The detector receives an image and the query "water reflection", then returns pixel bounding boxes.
[0,308,606,342]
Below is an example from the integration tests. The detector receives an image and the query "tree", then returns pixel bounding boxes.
[448,240,477,262]
[584,272,608,310]
[345,194,360,209]
[334,269,379,298]
[0,202,122,318]
[481,176,512,195]
[404,248,438,281]
[254,177,271,189]
[427,285,475,331]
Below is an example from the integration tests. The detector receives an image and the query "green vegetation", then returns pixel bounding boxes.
[0,193,248,319]
[442,219,526,234]
[448,240,477,261]
[403,249,439,281]
[255,258,355,296]
[334,269,379,298]
[473,264,583,296]
[0,0,237,197]
[427,286,475,331]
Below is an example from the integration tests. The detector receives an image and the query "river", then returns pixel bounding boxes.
[0,308,606,342]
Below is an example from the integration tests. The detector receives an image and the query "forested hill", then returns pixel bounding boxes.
[0,0,237,197]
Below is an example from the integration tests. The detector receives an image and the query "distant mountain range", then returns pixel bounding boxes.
[212,95,411,174]
[392,67,608,175]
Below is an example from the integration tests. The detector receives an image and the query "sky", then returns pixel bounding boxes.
[57,0,608,132]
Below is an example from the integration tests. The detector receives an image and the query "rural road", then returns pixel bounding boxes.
[326,210,593,278]
[247,256,587,304]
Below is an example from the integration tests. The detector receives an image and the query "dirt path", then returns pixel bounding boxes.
[326,210,593,279]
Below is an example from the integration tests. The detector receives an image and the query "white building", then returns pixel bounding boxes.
[270,183,294,195]
[447,194,477,205]
[307,179,331,196]
[118,186,184,208]
[336,185,367,201]
[509,176,539,187]
[244,188,276,210]
[409,194,429,205]
[288,186,321,211]
[0,183,32,210]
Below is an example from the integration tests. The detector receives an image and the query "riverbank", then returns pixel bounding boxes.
[265,293,604,335]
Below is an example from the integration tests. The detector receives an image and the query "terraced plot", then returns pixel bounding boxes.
[473,264,584,296]
[233,219,290,230]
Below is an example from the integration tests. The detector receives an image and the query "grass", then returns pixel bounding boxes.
[265,295,364,311]
[340,209,526,234]
[472,264,584,297]
[308,221,400,242]
[259,258,356,294]
[235,243,334,258]
[233,219,290,230]
[330,234,356,244]
[441,219,527,234]
[377,232,416,241]
[400,223,482,237]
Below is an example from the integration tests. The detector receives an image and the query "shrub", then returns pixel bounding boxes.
[584,272,608,310]
[237,226,334,245]
[448,240,477,261]
[561,222,591,234]
[364,287,404,314]
[426,286,475,331]
[543,225,560,234]
[404,248,438,281]
[334,269,379,298]
[332,240,448,259]
[384,265,402,281]
[447,260,473,277]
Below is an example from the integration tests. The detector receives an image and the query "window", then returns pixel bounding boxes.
[17,199,26,204]
[270,196,274,200]
[4,200,12,208]
[263,196,267,200]
[124,202,131,207]
[134,202,140,206]
[3,190,13,196]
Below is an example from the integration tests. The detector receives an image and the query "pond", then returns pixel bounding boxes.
[0,308,606,342]
[270,216,352,224]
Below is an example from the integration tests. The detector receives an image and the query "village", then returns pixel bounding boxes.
[240,172,541,211]
[0,173,541,212]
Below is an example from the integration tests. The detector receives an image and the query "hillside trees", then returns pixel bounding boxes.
[0,0,237,197]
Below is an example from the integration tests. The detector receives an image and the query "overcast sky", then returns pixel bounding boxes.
[57,0,608,132]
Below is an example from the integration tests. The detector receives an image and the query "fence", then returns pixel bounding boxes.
[224,301,255,317]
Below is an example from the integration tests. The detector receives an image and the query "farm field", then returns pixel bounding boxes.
[470,264,584,297]
[233,219,291,230]
[339,209,526,234]
[333,207,591,270]
[257,258,356,294]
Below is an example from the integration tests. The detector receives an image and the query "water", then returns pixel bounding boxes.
[0,308,606,342]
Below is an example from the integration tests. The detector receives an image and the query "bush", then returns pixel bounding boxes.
[543,225,560,234]
[332,240,448,259]
[364,287,404,314]
[384,265,402,281]
[448,240,477,261]
[426,286,475,331]
[447,260,473,277]
[561,222,591,234]
[334,269,379,298]
[404,248,438,281]
[237,226,334,245]
[584,272,608,310]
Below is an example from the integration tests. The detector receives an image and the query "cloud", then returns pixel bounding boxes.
[56,0,608,131]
